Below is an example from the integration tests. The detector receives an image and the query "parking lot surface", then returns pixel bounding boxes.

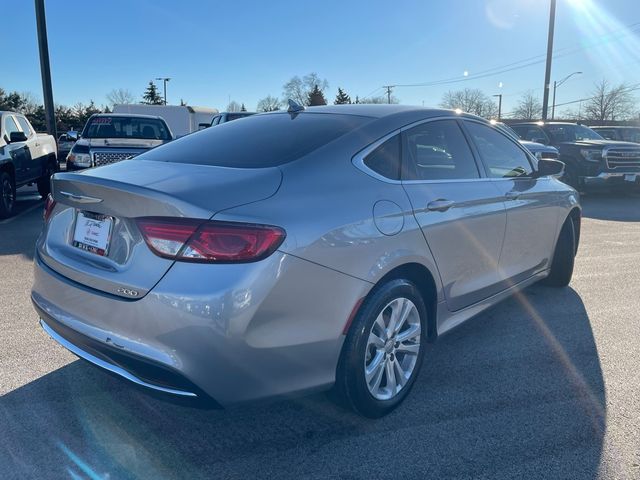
[1,194,639,479]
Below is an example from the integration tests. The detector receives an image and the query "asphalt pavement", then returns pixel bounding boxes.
[1,193,639,479]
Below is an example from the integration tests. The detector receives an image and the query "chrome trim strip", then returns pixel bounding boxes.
[39,318,198,397]
[59,191,103,204]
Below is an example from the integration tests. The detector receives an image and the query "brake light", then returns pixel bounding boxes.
[136,217,286,263]
[43,194,56,222]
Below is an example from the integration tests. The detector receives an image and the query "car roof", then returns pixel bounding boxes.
[591,125,640,129]
[90,113,165,120]
[262,104,486,122]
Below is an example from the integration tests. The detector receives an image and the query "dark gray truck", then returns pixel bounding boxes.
[511,122,640,191]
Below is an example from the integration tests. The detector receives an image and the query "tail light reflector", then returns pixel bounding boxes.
[136,217,285,263]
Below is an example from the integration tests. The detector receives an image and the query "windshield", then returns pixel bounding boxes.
[546,124,603,142]
[82,116,171,140]
[139,112,371,168]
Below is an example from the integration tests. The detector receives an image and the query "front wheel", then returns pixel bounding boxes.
[335,279,427,417]
[542,218,576,287]
[0,171,16,219]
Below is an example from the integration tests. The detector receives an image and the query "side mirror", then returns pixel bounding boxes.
[9,131,28,143]
[535,158,564,177]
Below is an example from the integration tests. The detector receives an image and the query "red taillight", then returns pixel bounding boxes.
[136,217,286,263]
[43,194,56,222]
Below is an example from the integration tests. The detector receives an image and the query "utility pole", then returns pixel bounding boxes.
[383,85,394,104]
[34,0,56,138]
[493,94,503,120]
[541,0,557,120]
[156,77,171,105]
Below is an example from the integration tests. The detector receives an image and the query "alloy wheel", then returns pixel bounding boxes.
[364,297,421,400]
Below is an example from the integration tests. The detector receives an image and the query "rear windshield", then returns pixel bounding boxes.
[83,116,171,140]
[138,112,371,168]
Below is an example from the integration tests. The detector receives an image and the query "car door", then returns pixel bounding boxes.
[401,118,507,312]
[15,115,43,180]
[3,115,31,184]
[462,120,561,285]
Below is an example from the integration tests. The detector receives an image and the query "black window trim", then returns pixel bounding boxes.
[353,115,499,184]
[459,118,537,181]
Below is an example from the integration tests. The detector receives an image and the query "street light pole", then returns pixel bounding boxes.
[551,71,582,120]
[34,0,56,138]
[156,77,171,105]
[493,94,503,120]
[541,0,557,121]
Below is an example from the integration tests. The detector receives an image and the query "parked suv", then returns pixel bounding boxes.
[493,121,559,160]
[0,111,58,217]
[511,122,640,190]
[66,114,173,170]
[590,126,640,144]
[209,111,256,126]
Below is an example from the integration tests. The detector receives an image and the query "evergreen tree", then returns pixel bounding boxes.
[142,81,163,105]
[308,85,327,106]
[240,103,247,112]
[334,88,351,105]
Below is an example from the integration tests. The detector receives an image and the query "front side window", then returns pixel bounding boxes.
[546,124,603,142]
[363,135,401,180]
[402,120,480,181]
[512,125,549,144]
[15,117,33,137]
[4,116,21,140]
[465,121,533,178]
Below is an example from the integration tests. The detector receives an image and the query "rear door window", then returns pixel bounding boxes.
[139,112,372,168]
[402,120,480,181]
[464,121,533,178]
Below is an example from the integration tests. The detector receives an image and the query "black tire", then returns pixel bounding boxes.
[542,218,576,287]
[335,279,428,418]
[0,171,16,219]
[37,159,55,198]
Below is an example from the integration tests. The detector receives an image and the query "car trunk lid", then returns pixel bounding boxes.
[38,160,282,298]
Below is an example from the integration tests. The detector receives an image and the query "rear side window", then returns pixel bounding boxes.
[363,135,401,180]
[402,120,480,181]
[465,121,533,178]
[139,112,371,168]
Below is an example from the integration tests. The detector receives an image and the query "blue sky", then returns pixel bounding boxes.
[4,0,640,115]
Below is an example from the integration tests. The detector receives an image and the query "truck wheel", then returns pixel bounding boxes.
[0,171,16,219]
[542,217,576,287]
[37,159,55,198]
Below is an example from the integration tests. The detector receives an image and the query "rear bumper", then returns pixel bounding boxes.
[32,249,369,406]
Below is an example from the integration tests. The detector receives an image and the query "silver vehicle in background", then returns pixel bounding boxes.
[32,105,580,417]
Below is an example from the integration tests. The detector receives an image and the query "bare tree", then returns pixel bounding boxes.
[512,91,542,120]
[257,95,282,112]
[226,101,242,112]
[356,95,399,104]
[583,79,636,121]
[440,88,497,117]
[282,72,329,106]
[106,88,135,107]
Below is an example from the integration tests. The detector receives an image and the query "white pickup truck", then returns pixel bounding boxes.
[0,111,58,218]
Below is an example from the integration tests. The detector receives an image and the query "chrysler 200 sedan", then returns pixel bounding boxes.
[32,105,580,417]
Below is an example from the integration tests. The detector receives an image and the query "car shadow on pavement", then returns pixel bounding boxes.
[0,286,605,479]
[581,191,640,222]
[0,205,42,261]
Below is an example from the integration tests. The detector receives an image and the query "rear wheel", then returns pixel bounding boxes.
[542,218,576,287]
[37,158,56,198]
[335,279,427,417]
[0,171,16,219]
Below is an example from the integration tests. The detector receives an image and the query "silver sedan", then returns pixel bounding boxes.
[32,105,580,417]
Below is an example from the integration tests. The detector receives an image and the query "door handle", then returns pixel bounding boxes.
[505,191,521,200]
[427,199,455,212]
